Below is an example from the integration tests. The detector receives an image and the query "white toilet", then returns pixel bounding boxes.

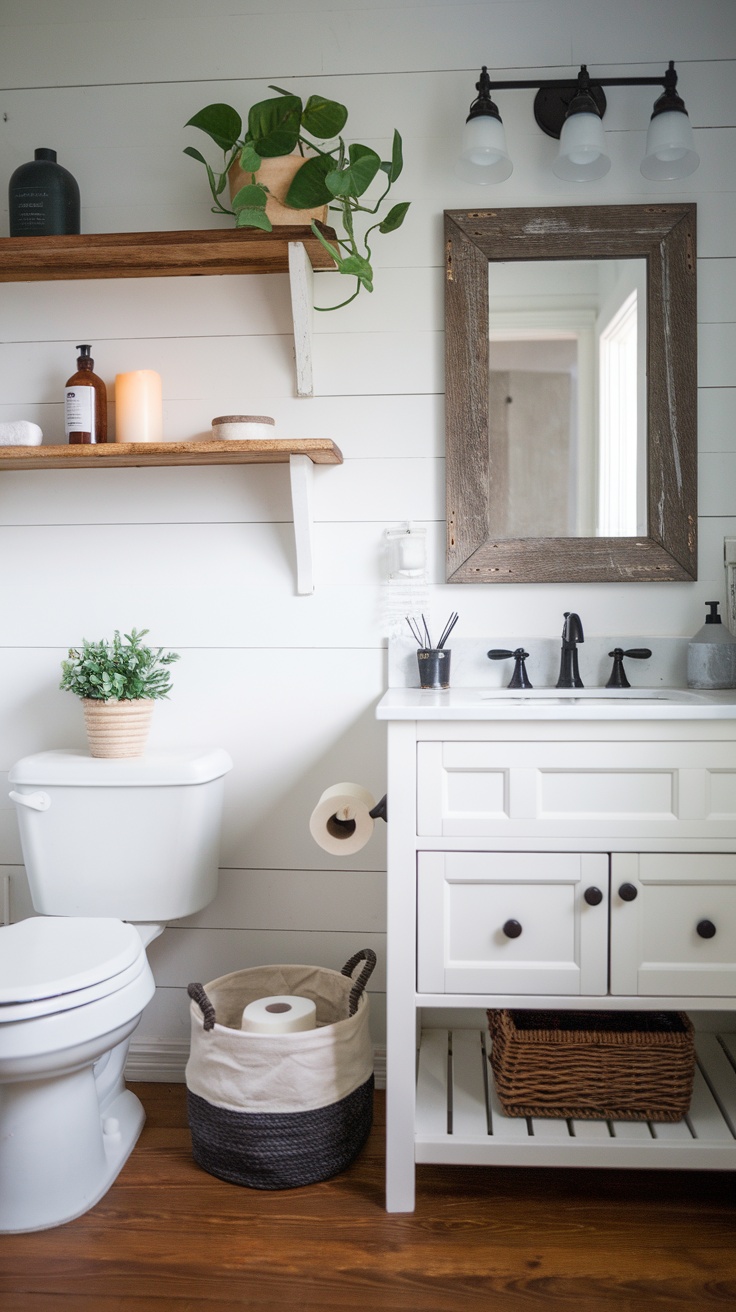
[0,746,232,1233]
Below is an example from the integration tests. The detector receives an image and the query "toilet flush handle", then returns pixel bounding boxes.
[8,790,50,812]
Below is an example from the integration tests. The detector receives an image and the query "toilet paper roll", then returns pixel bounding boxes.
[240,995,317,1034]
[309,782,376,856]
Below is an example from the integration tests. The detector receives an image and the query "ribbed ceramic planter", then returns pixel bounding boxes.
[227,154,328,226]
[82,698,154,758]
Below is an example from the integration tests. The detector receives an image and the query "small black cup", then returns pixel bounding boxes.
[417,648,451,689]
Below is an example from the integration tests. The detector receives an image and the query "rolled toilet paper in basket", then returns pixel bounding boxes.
[240,995,317,1034]
[309,782,376,856]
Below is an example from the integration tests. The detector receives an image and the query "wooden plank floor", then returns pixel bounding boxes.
[0,1083,734,1312]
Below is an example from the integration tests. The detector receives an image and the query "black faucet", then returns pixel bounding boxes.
[556,612,584,688]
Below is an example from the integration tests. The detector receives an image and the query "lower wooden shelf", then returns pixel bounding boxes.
[416,1026,736,1169]
[0,439,343,595]
[0,438,342,470]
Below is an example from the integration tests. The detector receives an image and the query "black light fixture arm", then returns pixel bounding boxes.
[474,60,678,94]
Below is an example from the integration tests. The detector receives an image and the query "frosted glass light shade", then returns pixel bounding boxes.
[552,110,611,181]
[457,115,513,184]
[641,109,699,179]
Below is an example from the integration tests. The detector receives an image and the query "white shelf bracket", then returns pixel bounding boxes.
[288,240,314,398]
[289,454,315,594]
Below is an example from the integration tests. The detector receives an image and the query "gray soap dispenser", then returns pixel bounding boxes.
[686,601,736,689]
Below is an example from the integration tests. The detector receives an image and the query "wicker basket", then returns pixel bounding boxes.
[487,1009,695,1122]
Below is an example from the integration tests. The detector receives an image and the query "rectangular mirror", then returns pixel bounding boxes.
[445,204,697,583]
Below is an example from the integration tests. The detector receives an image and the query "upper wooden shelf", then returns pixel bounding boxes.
[0,226,338,282]
[0,438,343,471]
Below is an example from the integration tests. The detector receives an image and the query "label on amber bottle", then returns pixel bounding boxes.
[64,385,95,437]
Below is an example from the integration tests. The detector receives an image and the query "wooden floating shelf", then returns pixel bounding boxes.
[0,226,338,282]
[0,440,343,595]
[0,438,343,471]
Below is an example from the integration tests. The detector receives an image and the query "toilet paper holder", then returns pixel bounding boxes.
[324,793,386,835]
[369,795,387,822]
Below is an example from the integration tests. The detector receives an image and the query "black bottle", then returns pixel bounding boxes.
[8,148,80,236]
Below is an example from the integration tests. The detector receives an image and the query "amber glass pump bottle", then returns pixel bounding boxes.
[64,344,107,444]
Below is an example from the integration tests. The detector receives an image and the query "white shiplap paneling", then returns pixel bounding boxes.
[1,1,734,1073]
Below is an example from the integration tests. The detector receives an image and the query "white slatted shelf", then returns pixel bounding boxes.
[414,1028,736,1169]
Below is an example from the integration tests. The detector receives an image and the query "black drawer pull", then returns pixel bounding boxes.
[618,882,638,902]
[584,886,603,906]
[502,919,522,939]
[697,919,716,939]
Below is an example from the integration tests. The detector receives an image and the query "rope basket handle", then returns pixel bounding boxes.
[187,981,216,1031]
[340,948,377,1016]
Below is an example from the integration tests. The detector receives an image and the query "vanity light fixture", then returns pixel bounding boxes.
[457,66,513,183]
[459,60,698,184]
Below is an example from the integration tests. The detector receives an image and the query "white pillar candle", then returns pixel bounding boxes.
[114,370,163,443]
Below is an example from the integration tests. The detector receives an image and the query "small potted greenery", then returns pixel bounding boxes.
[60,628,180,758]
[184,86,410,309]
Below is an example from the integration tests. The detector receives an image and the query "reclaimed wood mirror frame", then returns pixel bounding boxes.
[444,203,697,584]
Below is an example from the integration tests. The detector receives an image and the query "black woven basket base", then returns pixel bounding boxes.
[187,1076,374,1190]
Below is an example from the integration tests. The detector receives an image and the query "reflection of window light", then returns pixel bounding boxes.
[598,290,638,536]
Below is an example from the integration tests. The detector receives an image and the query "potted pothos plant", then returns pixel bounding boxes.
[60,628,180,758]
[183,86,410,310]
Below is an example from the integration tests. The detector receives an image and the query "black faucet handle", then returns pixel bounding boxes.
[606,647,653,688]
[488,647,533,689]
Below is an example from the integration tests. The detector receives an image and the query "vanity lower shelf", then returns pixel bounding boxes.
[0,439,343,594]
[416,1026,736,1170]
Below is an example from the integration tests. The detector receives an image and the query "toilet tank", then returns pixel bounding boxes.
[8,748,232,920]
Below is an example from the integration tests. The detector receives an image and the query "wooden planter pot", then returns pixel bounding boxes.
[82,698,154,758]
[227,154,328,227]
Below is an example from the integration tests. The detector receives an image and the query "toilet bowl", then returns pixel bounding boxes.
[0,746,232,1232]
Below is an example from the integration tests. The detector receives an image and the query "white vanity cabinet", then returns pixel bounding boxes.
[377,690,736,1212]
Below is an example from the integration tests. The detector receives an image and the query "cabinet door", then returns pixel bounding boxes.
[610,853,736,996]
[417,851,608,994]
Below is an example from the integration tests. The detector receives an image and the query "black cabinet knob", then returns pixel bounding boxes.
[584,886,603,906]
[697,919,716,939]
[502,919,522,939]
[618,882,638,902]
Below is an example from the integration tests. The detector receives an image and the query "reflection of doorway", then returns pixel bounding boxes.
[490,359,574,537]
[488,318,596,538]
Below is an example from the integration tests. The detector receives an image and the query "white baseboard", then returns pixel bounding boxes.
[126,1039,387,1089]
[126,1039,190,1083]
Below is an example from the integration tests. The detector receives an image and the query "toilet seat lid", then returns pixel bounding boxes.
[0,917,145,1005]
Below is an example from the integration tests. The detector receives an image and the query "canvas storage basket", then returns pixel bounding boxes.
[186,949,376,1189]
[487,1008,695,1122]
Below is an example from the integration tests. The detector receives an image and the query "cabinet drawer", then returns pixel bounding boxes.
[417,851,608,995]
[417,740,736,840]
[611,853,736,996]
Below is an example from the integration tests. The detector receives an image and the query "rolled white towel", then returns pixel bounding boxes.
[0,421,43,446]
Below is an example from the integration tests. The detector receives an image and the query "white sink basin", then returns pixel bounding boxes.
[480,687,703,705]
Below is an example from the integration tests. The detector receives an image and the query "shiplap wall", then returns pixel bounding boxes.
[0,0,734,1076]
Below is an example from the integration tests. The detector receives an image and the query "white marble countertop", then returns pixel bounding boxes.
[376,687,736,721]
